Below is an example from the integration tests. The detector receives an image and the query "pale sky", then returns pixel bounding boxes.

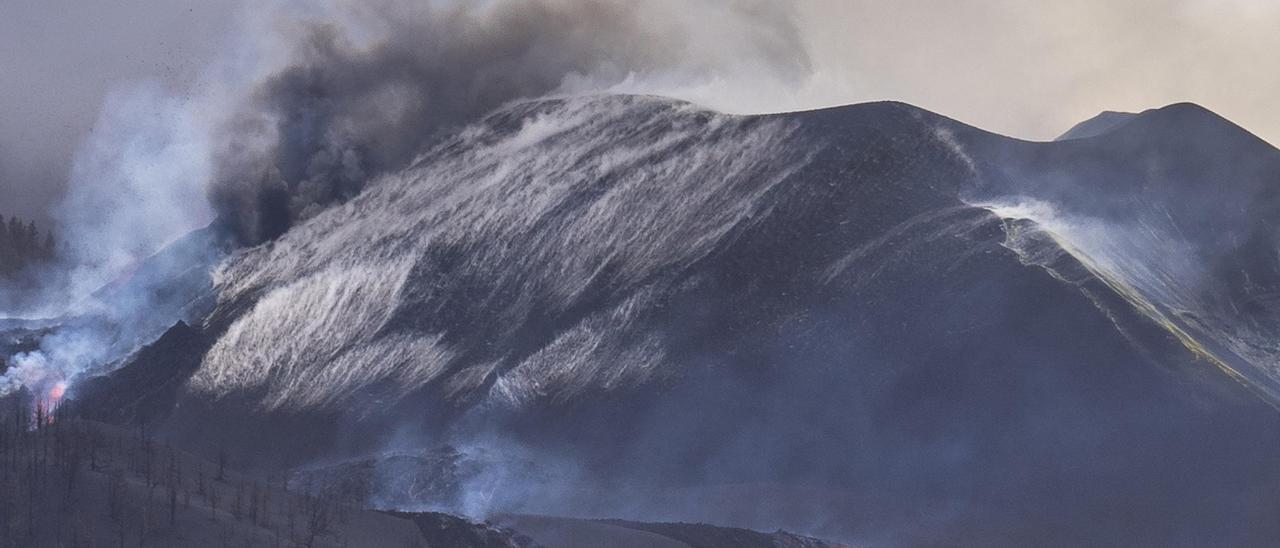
[799,0,1280,144]
[1,0,1275,222]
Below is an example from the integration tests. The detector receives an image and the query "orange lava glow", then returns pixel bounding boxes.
[33,381,68,426]
[48,381,66,405]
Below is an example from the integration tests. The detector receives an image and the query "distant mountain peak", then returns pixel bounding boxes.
[1056,102,1275,155]
[1056,110,1138,141]
[1127,102,1246,134]
[1108,102,1279,158]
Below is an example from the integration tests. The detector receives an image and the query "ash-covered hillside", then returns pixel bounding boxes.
[9,94,1280,545]
[1,404,834,548]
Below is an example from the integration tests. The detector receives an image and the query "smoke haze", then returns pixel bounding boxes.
[0,0,236,225]
[4,0,1279,268]
[208,0,811,243]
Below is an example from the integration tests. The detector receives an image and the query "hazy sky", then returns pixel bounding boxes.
[0,0,237,223]
[1,0,1276,223]
[798,0,1280,144]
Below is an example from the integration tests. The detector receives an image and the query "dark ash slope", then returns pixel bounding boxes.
[51,95,1280,546]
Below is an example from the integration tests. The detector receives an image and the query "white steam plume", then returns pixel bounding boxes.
[3,0,820,402]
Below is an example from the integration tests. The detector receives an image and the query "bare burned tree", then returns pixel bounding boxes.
[216,449,228,482]
[301,492,336,548]
[108,469,126,548]
[209,483,220,522]
[0,403,392,546]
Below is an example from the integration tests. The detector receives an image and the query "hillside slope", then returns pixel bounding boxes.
[45,95,1280,545]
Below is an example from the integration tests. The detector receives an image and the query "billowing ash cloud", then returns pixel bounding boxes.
[1,0,813,418]
[5,0,809,385]
[210,0,812,244]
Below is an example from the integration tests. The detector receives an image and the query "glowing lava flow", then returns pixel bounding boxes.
[34,380,68,426]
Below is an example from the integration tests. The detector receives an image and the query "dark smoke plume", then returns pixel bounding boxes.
[211,0,812,244]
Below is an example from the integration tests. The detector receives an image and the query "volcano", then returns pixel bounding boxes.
[19,95,1280,545]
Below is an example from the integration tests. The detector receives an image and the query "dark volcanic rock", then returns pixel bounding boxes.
[496,514,848,548]
[1055,110,1136,140]
[49,96,1280,545]
[596,519,844,548]
[289,446,483,509]
[389,511,540,548]
[69,320,210,425]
